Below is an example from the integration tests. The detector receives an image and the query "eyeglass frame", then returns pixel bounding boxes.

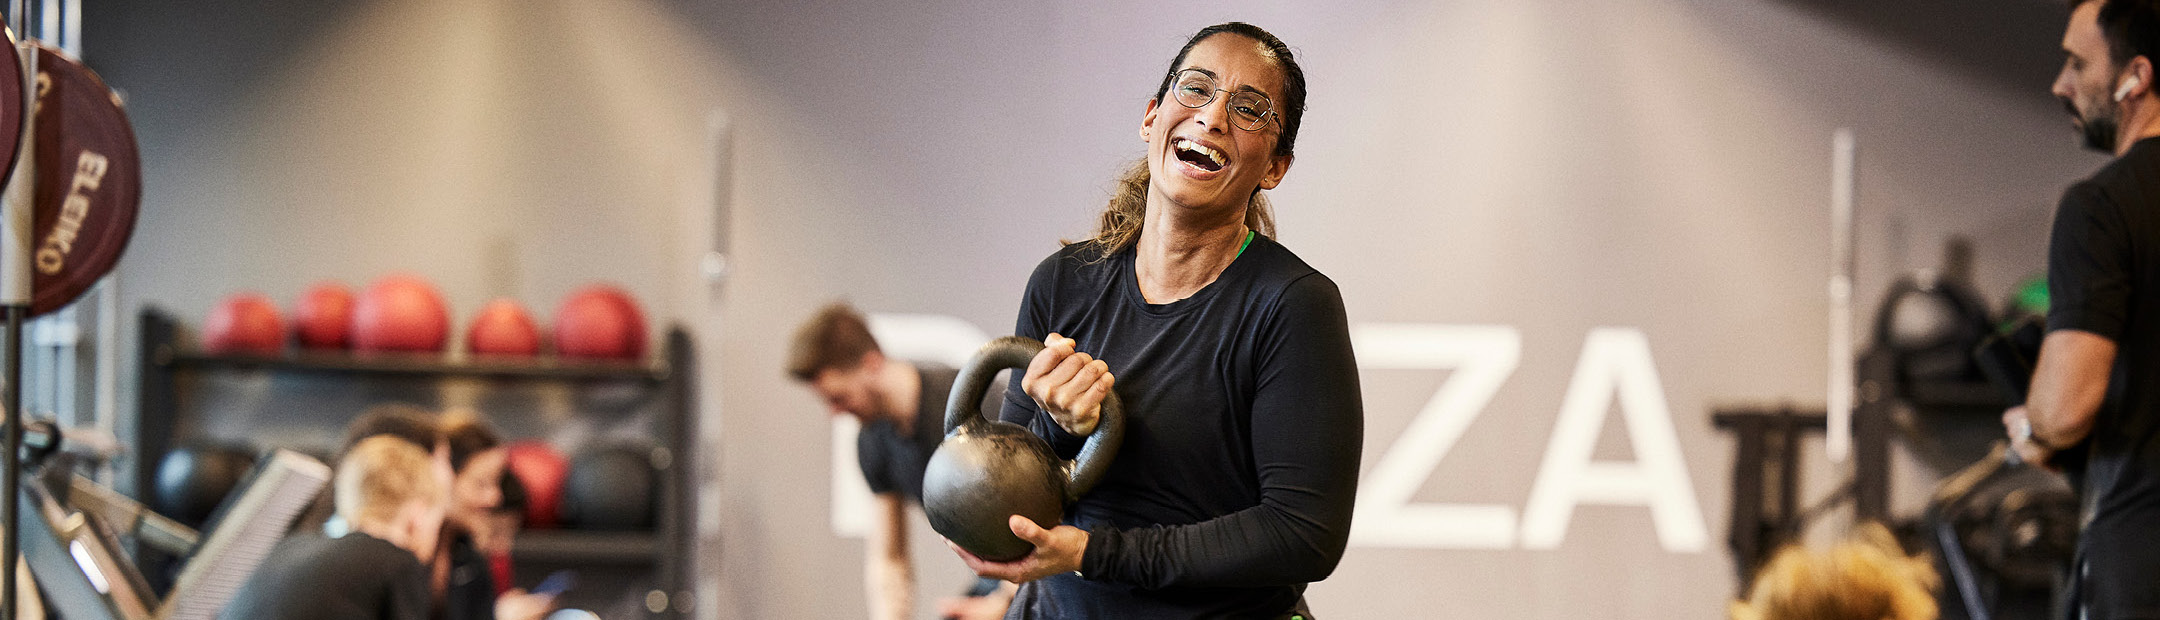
[1164,68,1280,132]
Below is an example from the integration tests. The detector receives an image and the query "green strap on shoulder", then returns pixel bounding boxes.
[1237,230,1254,257]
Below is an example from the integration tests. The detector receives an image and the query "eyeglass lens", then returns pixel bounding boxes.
[1172,70,1273,130]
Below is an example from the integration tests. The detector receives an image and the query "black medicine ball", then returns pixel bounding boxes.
[152,444,257,529]
[562,444,658,530]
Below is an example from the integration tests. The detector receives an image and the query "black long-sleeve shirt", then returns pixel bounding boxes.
[998,235,1362,619]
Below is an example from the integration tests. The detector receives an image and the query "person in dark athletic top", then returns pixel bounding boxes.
[2007,2,2160,617]
[222,436,448,620]
[789,303,1013,619]
[945,22,1363,620]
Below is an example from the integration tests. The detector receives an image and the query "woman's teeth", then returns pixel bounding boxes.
[1174,138,1225,170]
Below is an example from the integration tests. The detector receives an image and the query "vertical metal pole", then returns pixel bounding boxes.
[1853,351,1895,521]
[1827,129,1858,463]
[1775,406,1802,536]
[1724,414,1766,585]
[2,3,33,618]
[0,307,17,620]
[94,282,114,486]
[32,0,46,55]
[694,110,733,620]
[58,0,71,61]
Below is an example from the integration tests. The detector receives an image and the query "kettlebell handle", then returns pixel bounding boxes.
[944,336,1126,502]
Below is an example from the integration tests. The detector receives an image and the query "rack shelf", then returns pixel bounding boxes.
[157,349,669,383]
[513,530,661,565]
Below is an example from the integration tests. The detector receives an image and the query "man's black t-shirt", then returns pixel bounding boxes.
[220,532,430,620]
[858,364,960,503]
[2048,136,2160,619]
[997,235,1363,619]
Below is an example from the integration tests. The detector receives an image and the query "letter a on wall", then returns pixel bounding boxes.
[1519,328,1708,552]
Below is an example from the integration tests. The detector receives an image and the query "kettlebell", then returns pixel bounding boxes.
[922,336,1126,562]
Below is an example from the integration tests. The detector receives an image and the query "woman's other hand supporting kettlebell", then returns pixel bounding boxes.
[946,515,1089,584]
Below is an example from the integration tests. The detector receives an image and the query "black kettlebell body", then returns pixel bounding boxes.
[922,336,1124,562]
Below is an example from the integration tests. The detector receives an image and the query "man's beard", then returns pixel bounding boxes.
[2068,95,2122,153]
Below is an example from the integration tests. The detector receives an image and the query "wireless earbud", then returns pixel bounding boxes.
[2118,75,2142,102]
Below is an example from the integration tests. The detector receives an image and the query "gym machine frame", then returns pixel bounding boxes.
[1714,349,1898,587]
[135,308,701,618]
[1717,342,2014,587]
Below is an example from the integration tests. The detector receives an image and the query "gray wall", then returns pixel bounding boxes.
[83,0,2098,618]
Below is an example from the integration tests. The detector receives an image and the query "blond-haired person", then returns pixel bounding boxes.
[1730,524,1938,620]
[222,436,448,620]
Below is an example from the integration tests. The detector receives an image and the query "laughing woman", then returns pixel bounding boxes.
[947,22,1363,620]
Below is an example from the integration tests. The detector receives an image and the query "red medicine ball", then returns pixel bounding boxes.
[204,293,285,355]
[467,299,540,356]
[504,440,569,529]
[293,281,355,350]
[351,274,450,353]
[554,285,647,360]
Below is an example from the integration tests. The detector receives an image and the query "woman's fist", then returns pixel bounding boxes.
[1021,333,1114,436]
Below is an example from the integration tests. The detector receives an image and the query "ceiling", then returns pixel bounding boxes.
[1780,0,2069,95]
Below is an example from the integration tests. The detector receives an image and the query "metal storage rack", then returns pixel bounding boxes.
[135,306,697,617]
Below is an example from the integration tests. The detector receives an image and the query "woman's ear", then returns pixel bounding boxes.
[1141,99,1160,142]
[1258,153,1295,190]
